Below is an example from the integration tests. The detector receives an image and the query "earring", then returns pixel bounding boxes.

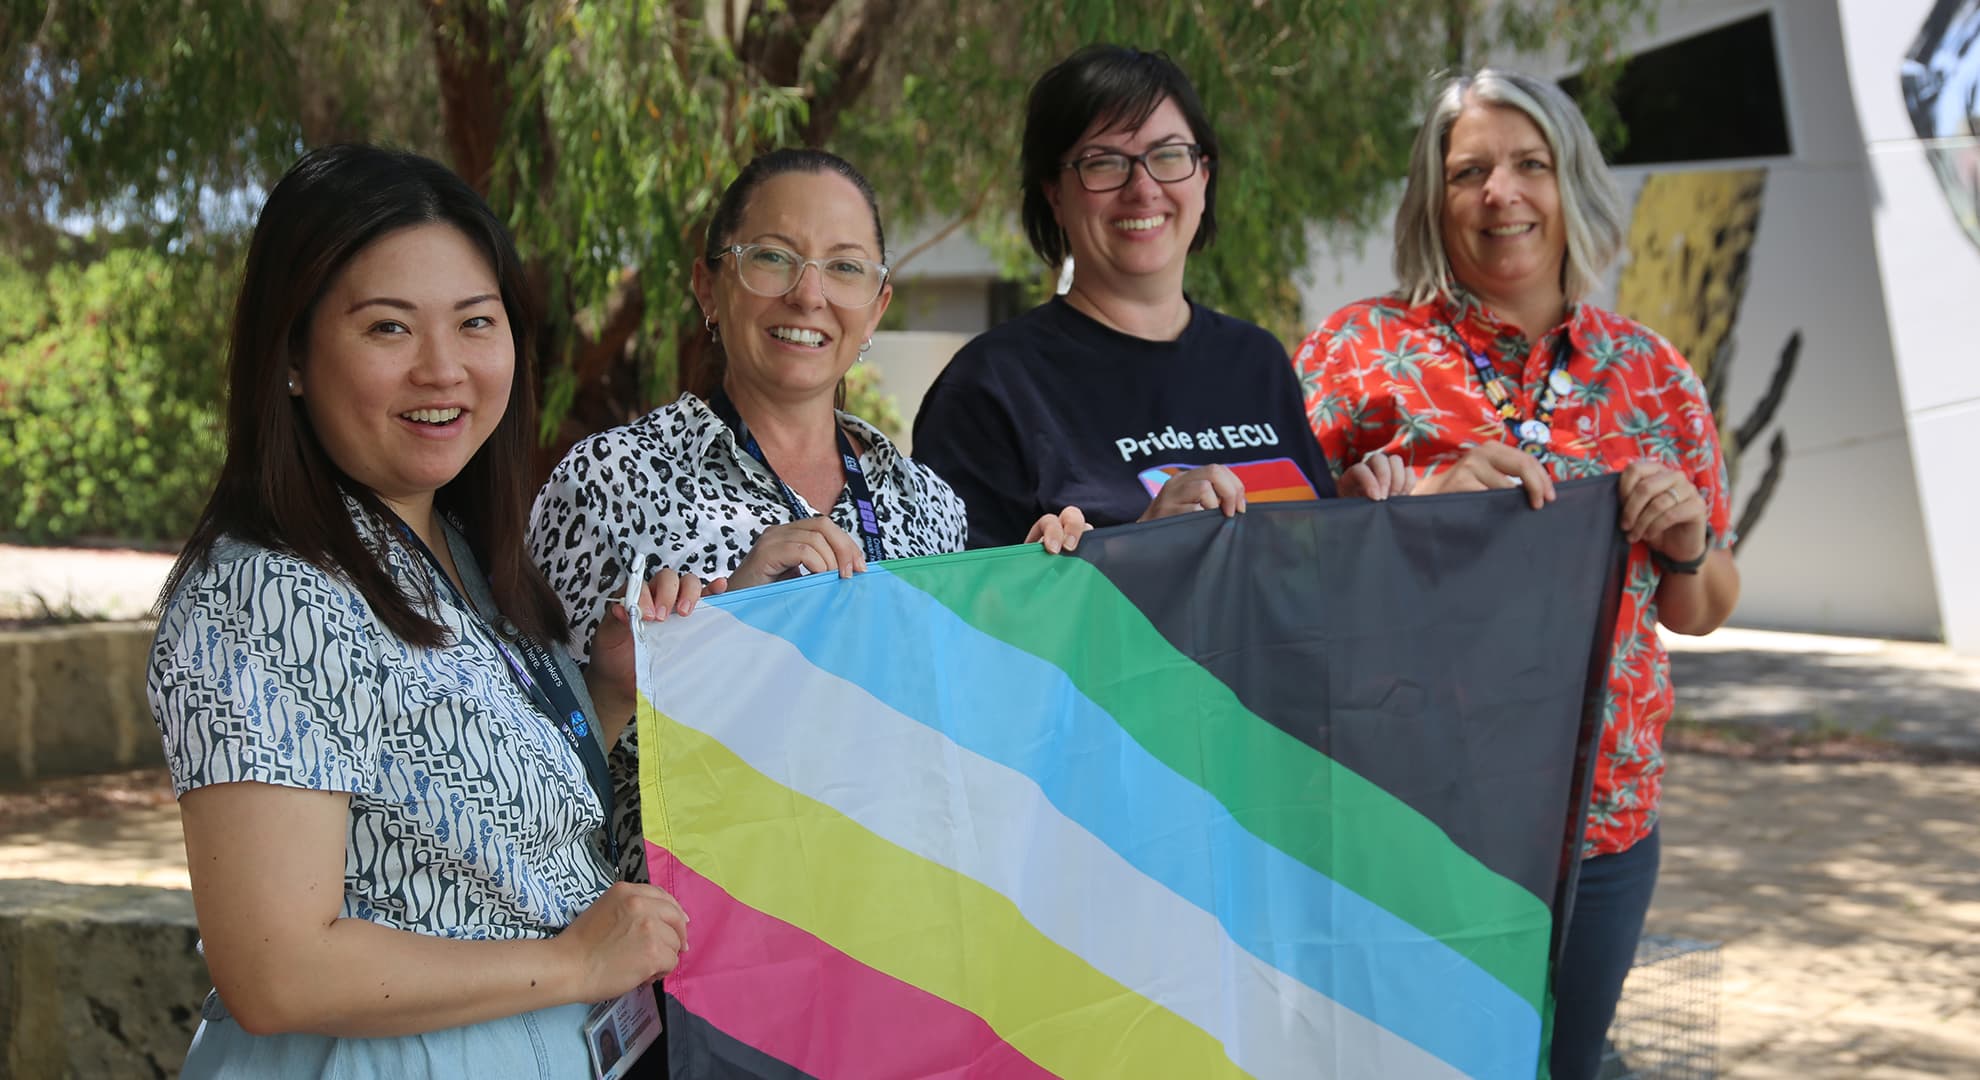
[859,338,873,354]
[703,314,720,344]
[287,376,298,394]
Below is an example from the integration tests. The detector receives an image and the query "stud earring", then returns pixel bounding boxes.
[287,376,298,394]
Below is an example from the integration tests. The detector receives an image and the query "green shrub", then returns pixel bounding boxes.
[0,247,231,543]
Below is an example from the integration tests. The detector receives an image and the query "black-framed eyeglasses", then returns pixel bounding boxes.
[1061,143,1208,193]
[715,243,891,307]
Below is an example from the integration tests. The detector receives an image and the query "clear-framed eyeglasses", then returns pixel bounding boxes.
[1062,143,1208,193]
[715,243,891,307]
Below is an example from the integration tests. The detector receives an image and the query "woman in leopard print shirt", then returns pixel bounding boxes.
[528,148,1087,880]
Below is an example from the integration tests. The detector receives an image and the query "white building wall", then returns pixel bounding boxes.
[1836,0,1980,654]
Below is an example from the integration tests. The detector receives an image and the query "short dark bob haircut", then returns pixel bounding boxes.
[160,144,567,649]
[1020,45,1221,268]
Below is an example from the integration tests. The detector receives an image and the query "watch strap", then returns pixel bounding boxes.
[1651,526,1714,575]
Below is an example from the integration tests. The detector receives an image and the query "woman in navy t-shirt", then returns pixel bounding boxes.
[913,45,1409,548]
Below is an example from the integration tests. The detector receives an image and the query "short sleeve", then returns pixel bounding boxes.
[148,551,382,798]
[1662,339,1738,550]
[528,445,626,662]
[1293,308,1373,477]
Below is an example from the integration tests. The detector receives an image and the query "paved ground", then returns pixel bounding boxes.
[3,543,1979,1076]
[1645,755,1980,1077]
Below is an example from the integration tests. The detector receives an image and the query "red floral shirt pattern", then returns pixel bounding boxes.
[1293,292,1733,858]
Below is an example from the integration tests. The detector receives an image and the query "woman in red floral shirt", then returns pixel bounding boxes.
[1294,69,1740,1080]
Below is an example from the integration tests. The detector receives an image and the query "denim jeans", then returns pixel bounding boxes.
[1550,827,1661,1080]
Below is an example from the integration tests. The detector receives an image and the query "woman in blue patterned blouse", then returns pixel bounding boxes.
[148,145,700,1078]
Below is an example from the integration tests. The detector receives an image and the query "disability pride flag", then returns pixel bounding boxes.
[633,477,1626,1080]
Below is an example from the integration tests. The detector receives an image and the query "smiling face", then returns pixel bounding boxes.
[693,170,891,406]
[1439,101,1567,313]
[1044,95,1207,296]
[295,222,513,522]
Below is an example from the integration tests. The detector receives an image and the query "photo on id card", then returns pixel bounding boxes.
[584,984,662,1080]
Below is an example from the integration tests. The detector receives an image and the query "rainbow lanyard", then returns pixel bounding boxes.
[1448,324,1576,456]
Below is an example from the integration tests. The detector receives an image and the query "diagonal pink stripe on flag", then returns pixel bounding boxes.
[651,843,1059,1080]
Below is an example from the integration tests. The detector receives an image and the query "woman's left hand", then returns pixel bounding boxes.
[1337,451,1416,501]
[1023,506,1092,554]
[585,570,726,742]
[1617,460,1708,561]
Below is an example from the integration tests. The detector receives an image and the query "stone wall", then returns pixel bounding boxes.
[0,879,207,1079]
[1,623,160,788]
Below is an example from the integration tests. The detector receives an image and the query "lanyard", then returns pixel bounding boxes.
[390,516,618,863]
[708,390,887,564]
[1448,324,1577,456]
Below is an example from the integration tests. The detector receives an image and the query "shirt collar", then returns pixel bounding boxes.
[1427,287,1588,361]
[673,390,907,479]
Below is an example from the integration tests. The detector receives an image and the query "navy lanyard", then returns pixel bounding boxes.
[708,390,886,564]
[1447,323,1577,456]
[390,516,618,863]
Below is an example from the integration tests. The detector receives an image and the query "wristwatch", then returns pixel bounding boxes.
[1651,527,1713,575]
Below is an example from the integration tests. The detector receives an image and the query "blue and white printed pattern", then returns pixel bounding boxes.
[149,509,614,941]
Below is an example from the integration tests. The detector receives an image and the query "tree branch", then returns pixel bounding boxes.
[801,0,907,146]
[573,269,647,387]
[890,186,993,271]
[426,4,505,193]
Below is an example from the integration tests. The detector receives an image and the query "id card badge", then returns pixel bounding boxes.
[583,984,663,1080]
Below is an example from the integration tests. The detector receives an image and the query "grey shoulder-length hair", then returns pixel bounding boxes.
[1393,68,1627,306]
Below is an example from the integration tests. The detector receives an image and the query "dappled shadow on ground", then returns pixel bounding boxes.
[0,767,174,830]
[1669,646,1980,752]
[1648,753,1980,1077]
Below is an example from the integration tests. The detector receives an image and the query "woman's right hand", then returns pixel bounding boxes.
[1024,506,1092,553]
[1414,441,1555,509]
[555,882,691,1001]
[1138,463,1246,523]
[729,517,868,590]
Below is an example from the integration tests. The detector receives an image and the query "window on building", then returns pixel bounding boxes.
[1560,12,1792,165]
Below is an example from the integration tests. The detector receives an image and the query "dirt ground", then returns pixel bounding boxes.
[1646,752,1980,1078]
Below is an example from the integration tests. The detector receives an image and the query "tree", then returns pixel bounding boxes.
[2,0,1651,496]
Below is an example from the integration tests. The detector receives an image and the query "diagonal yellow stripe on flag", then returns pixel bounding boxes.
[644,702,1253,1080]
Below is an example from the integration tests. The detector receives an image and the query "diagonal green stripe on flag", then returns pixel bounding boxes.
[887,546,1553,1012]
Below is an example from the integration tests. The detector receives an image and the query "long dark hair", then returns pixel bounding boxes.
[159,144,568,649]
[1020,45,1222,267]
[686,147,886,404]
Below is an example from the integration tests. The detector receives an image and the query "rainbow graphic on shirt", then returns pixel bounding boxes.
[1136,456,1318,503]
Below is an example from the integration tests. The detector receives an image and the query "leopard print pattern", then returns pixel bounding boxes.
[527,392,967,879]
